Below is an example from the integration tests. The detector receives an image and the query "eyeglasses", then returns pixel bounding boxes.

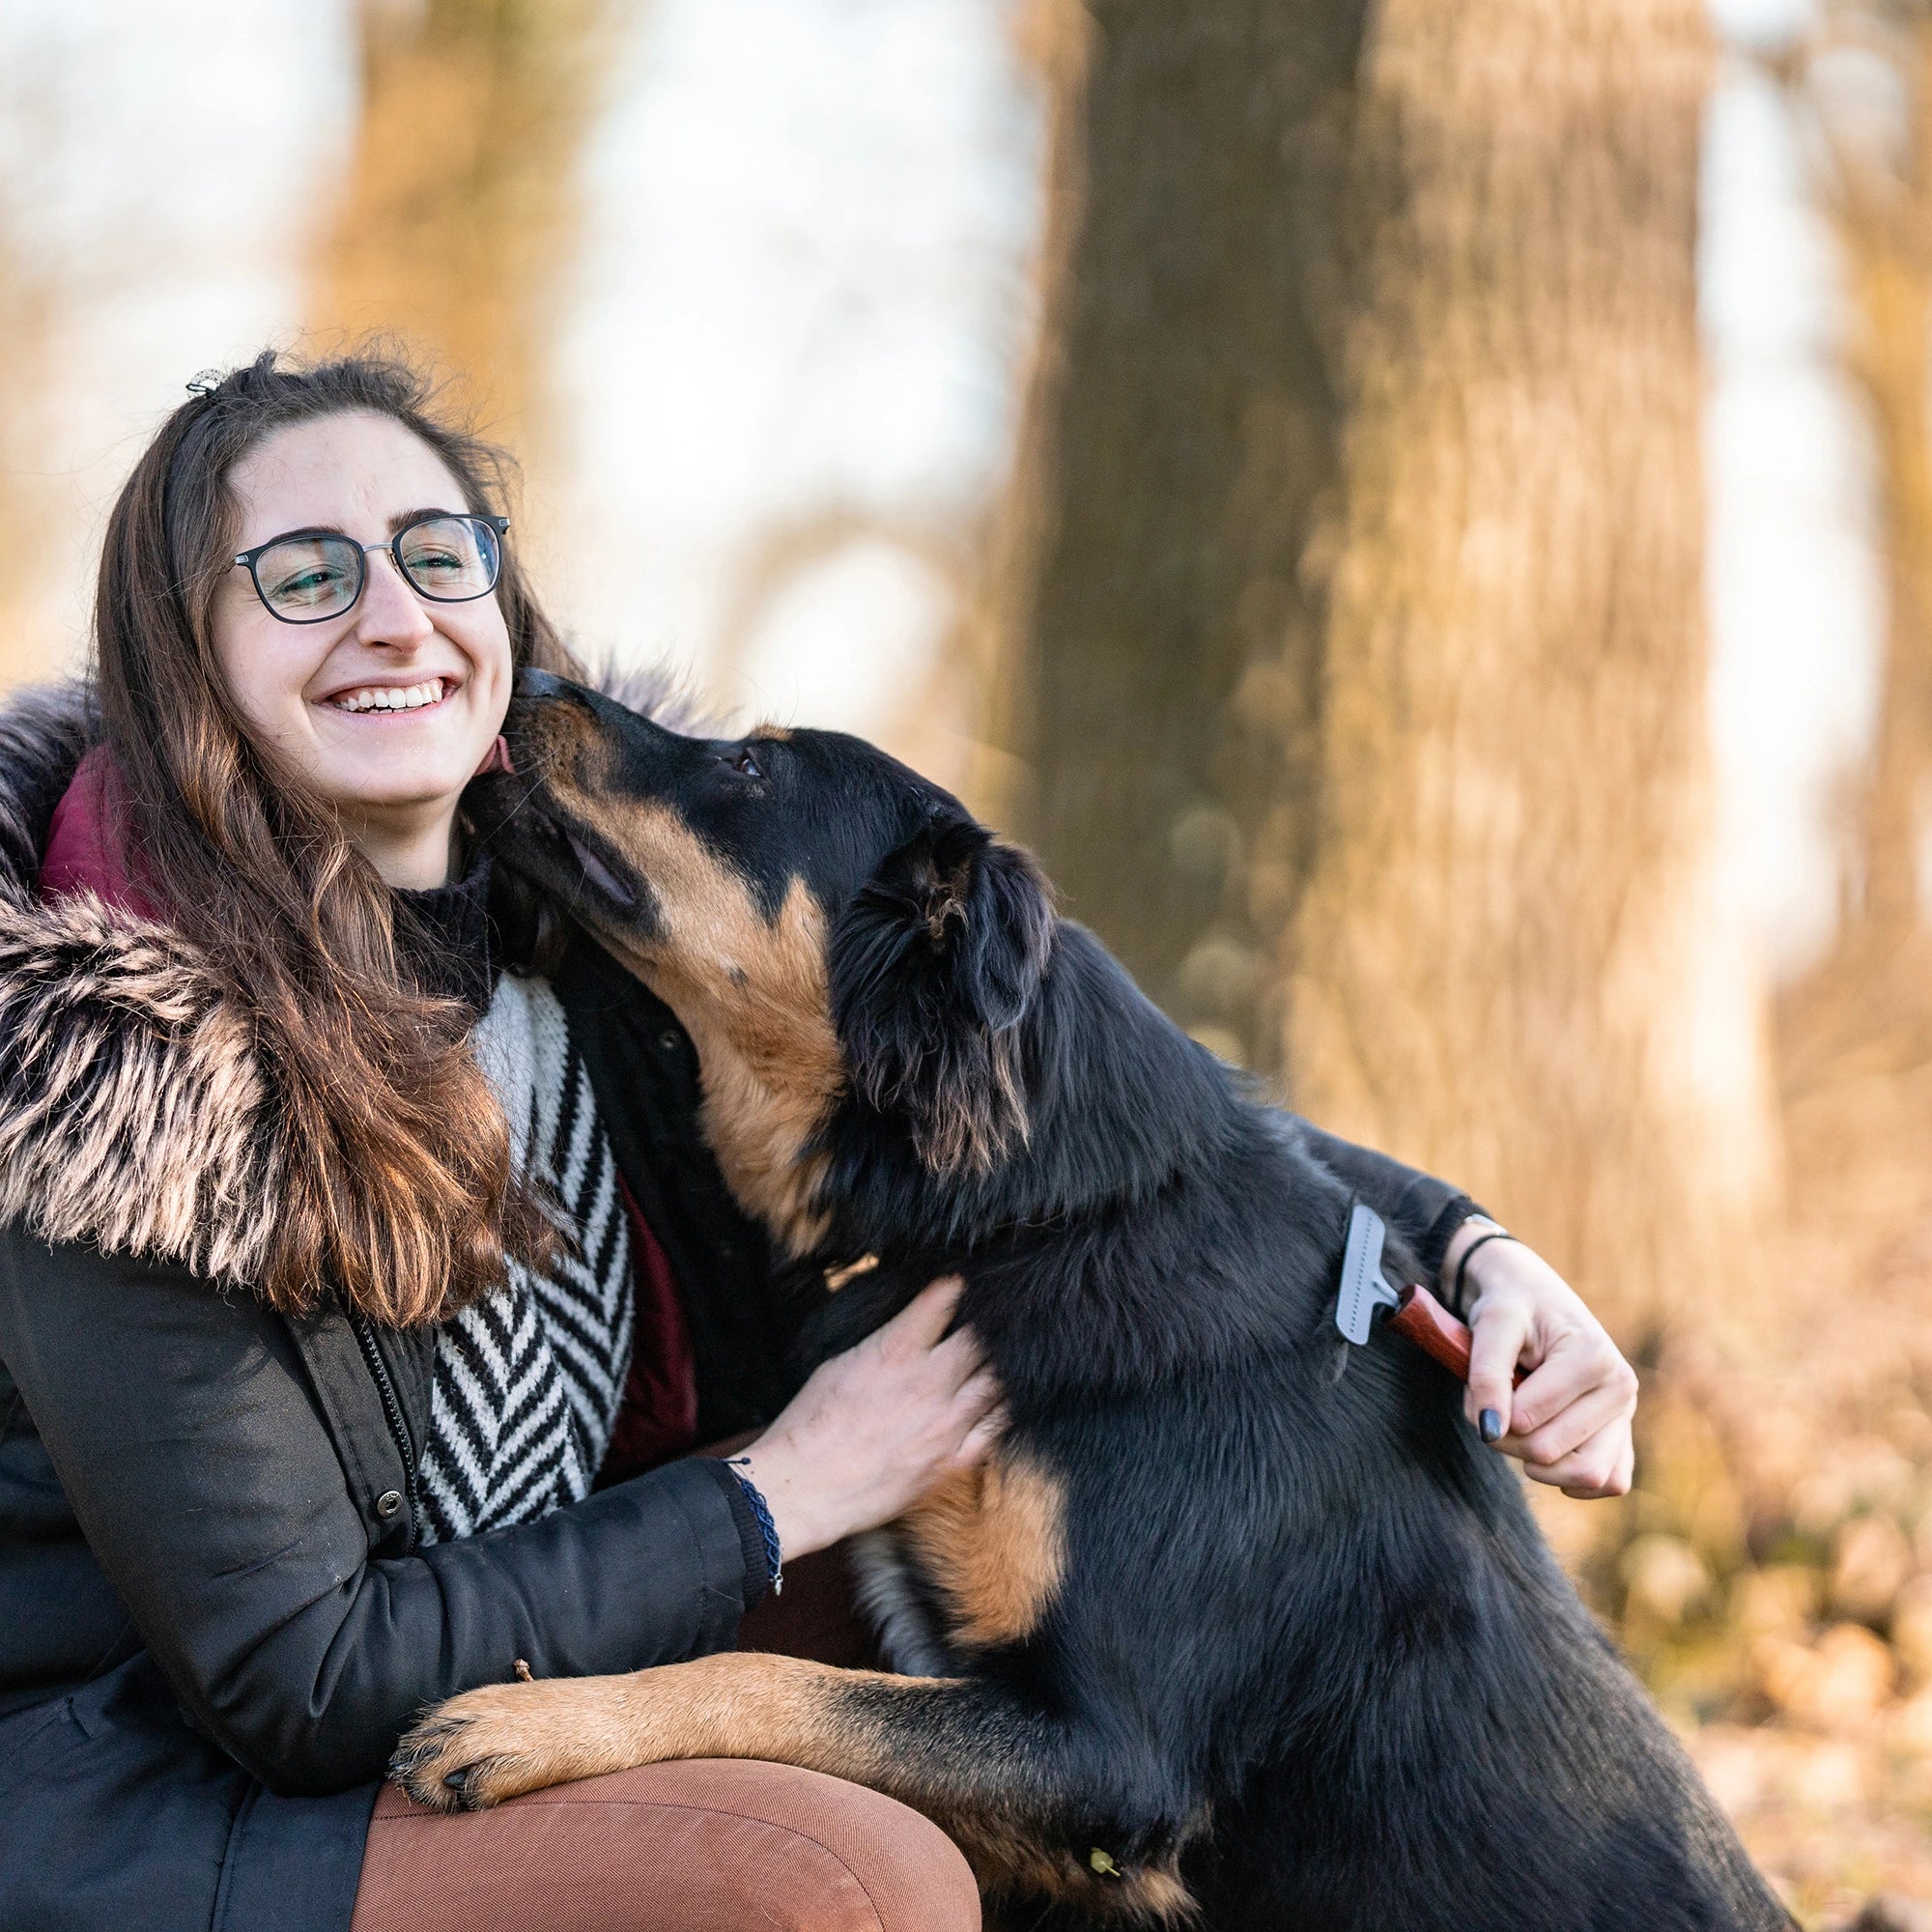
[232,512,509,625]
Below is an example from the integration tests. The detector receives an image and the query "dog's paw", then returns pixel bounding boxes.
[388,1680,599,1812]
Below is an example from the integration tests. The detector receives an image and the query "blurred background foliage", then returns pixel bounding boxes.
[4,0,1932,1917]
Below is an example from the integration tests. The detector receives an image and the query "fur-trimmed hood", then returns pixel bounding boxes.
[0,668,713,1294]
[0,681,284,1286]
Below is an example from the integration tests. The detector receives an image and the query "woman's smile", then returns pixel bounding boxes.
[318,673,462,716]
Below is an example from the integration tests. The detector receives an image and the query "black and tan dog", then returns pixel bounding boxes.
[393,671,1784,1929]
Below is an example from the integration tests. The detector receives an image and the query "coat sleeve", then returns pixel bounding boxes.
[1286,1121,1481,1280]
[0,1226,762,1797]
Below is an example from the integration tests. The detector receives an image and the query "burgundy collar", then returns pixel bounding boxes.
[37,746,162,921]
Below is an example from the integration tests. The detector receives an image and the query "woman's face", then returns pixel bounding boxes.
[210,411,514,887]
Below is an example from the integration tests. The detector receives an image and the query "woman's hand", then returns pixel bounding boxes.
[1442,1223,1637,1500]
[732,1276,1003,1562]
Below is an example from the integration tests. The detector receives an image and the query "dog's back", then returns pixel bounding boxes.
[801,922,1787,1930]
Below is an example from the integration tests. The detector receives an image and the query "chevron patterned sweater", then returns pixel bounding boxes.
[415,970,637,1544]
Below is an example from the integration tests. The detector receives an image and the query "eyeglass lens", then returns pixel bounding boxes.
[252,516,501,621]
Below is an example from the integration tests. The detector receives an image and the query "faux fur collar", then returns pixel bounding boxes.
[0,668,707,1293]
[0,682,284,1286]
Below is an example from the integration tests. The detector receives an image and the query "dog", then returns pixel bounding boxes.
[392,669,1786,1930]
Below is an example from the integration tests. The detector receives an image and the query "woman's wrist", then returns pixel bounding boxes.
[1438,1213,1512,1316]
[727,1436,835,1564]
[724,1456,785,1597]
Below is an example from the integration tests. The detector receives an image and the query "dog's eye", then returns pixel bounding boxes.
[731,748,763,780]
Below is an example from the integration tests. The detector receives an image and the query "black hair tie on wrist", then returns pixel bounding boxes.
[1453,1228,1515,1316]
[725,1457,784,1598]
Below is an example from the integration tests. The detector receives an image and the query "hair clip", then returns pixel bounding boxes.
[185,370,223,397]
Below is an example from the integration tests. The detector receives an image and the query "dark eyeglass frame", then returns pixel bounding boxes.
[231,511,511,625]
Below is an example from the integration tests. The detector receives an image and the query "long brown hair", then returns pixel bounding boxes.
[95,346,574,1326]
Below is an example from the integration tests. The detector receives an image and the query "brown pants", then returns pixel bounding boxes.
[350,1546,980,1932]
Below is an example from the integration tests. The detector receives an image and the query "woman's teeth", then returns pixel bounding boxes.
[329,678,447,714]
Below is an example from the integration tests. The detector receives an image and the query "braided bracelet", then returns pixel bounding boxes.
[1452,1221,1516,1316]
[725,1457,784,1598]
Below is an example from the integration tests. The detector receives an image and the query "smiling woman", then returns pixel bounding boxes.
[0,347,995,1932]
[87,355,569,1326]
[212,412,518,888]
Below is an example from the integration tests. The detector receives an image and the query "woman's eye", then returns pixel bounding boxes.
[273,565,350,603]
[732,748,763,780]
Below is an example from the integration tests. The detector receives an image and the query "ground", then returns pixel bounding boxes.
[1533,936,1932,1925]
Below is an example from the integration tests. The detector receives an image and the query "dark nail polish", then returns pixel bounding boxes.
[1479,1408,1504,1444]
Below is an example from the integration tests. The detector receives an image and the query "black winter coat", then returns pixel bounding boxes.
[0,684,1476,1932]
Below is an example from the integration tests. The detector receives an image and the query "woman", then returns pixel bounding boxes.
[0,351,1636,1932]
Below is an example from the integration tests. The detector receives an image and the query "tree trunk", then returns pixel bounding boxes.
[317,0,617,455]
[1779,8,1932,1111]
[1281,0,1776,1329]
[0,211,57,686]
[999,0,1373,1070]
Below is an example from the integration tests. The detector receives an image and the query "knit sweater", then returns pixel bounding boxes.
[395,862,637,1544]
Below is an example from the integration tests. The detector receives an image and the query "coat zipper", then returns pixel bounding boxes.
[349,1312,421,1552]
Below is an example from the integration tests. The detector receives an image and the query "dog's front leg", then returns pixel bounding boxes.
[391,1654,929,1812]
[390,1653,1195,1919]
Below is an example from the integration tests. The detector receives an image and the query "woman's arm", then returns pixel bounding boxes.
[0,1230,997,1797]
[0,1227,756,1795]
[1292,1121,1477,1279]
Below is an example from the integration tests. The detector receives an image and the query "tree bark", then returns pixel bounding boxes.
[999,0,1372,1069]
[0,211,57,686]
[1282,0,1777,1329]
[1779,8,1932,1108]
[317,0,617,454]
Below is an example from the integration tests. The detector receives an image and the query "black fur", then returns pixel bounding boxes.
[834,816,1055,1178]
[475,672,1787,1931]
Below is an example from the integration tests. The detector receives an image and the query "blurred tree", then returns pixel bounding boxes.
[989,0,1373,1069]
[0,213,56,686]
[318,0,618,453]
[998,0,1777,1329]
[1283,0,1777,1330]
[1780,3,1932,1107]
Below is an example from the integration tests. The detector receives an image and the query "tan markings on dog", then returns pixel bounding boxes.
[902,1455,1067,1649]
[750,723,793,741]
[554,783,844,1255]
[391,1652,1195,1921]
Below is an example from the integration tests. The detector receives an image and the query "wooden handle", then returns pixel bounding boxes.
[1386,1284,1525,1386]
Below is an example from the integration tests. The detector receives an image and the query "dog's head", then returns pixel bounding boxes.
[476,670,1054,1246]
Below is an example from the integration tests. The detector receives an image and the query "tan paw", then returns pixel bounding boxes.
[388,1679,614,1812]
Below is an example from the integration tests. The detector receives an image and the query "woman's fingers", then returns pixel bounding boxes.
[1465,1296,1532,1439]
[1508,1327,1634,1443]
[1509,1368,1634,1470]
[1526,1417,1636,1499]
[952,1366,1002,1427]
[933,1372,1003,1473]
[877,1276,988,1395]
[953,1389,1009,1468]
[876,1274,966,1358]
[927,1321,987,1393]
[1517,1349,1638,1456]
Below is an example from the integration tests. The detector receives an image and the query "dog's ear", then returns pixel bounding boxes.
[831,812,1055,1176]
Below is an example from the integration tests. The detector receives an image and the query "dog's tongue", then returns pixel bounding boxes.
[565,830,636,908]
[472,735,515,777]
